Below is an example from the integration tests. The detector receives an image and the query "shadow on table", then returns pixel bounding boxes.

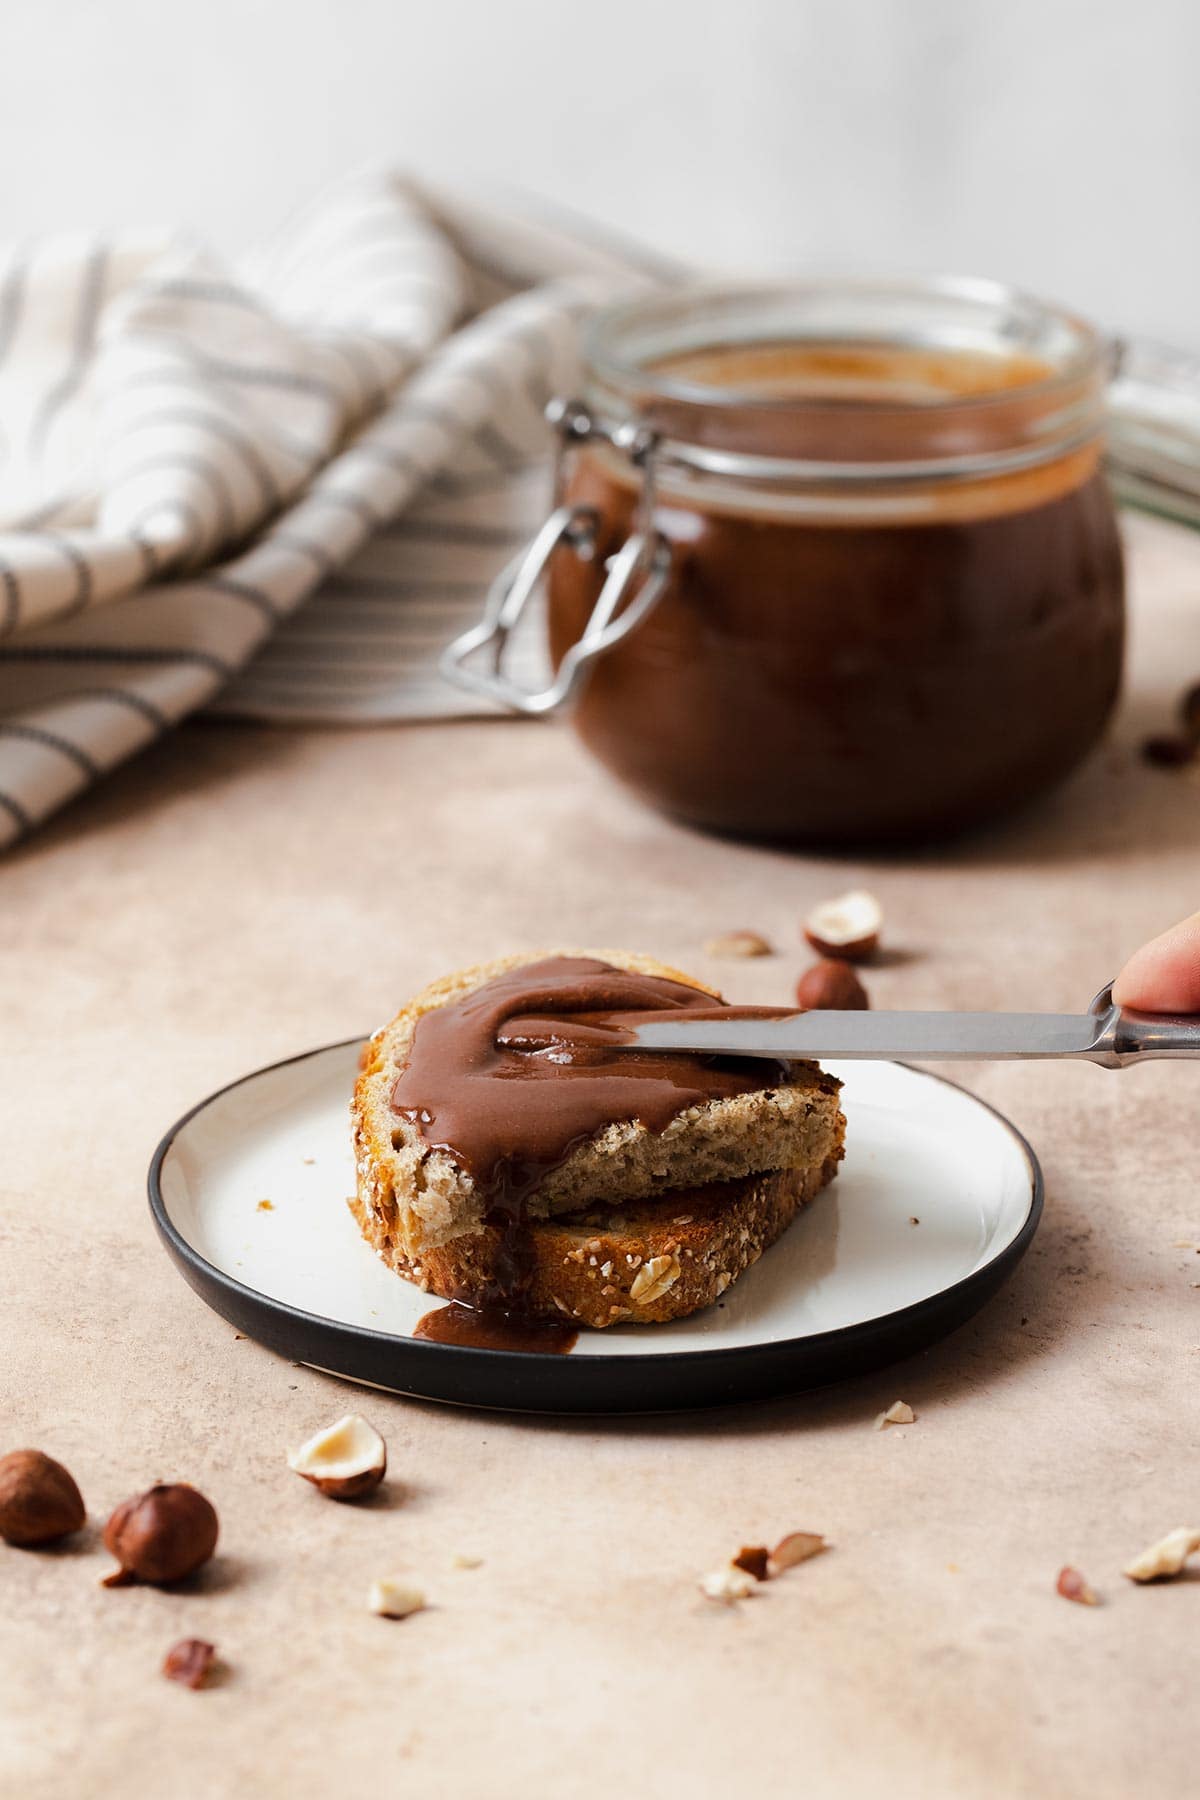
[530,1187,1115,1440]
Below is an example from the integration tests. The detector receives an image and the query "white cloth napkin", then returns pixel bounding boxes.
[0,174,654,848]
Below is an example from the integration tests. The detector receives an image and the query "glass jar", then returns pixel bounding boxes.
[444,278,1127,845]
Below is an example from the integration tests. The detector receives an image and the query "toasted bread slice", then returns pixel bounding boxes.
[351,1150,842,1328]
[352,948,842,1257]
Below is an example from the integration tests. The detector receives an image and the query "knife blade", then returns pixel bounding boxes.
[626,1009,1105,1061]
[620,991,1200,1068]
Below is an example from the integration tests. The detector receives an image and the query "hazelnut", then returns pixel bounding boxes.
[0,1449,86,1547]
[795,959,870,1012]
[802,890,882,961]
[102,1483,218,1586]
[162,1638,218,1689]
[287,1413,387,1500]
[767,1531,827,1575]
[704,930,773,959]
[368,1575,426,1619]
[1056,1566,1099,1606]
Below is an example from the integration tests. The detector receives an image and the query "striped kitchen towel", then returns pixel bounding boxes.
[0,174,658,849]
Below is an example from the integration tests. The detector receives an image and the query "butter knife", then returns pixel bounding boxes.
[623,986,1200,1069]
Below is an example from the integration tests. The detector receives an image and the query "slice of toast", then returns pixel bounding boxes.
[352,949,843,1257]
[351,1151,842,1329]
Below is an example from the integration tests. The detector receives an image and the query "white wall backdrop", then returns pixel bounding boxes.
[3,0,1197,346]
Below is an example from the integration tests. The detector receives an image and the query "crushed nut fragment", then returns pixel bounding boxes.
[629,1253,682,1306]
[768,1531,827,1575]
[162,1638,217,1689]
[699,1565,757,1604]
[875,1400,916,1430]
[451,1553,483,1570]
[369,1575,426,1618]
[1056,1566,1099,1606]
[732,1545,770,1581]
[704,930,773,959]
[1122,1526,1200,1582]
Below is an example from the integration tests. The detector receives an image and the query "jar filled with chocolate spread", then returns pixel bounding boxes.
[444,279,1127,845]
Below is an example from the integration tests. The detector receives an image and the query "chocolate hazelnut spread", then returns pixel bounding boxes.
[389,956,787,1216]
[548,336,1124,844]
[391,957,793,1345]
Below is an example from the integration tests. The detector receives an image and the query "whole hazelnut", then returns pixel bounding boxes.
[0,1449,86,1546]
[102,1483,219,1587]
[795,959,870,1012]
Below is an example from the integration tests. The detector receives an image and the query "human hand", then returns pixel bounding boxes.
[1112,912,1200,1013]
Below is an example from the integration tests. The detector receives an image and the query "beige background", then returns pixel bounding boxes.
[2,512,1199,1799]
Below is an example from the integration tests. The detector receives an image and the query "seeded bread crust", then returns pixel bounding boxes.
[351,948,843,1257]
[350,1150,843,1329]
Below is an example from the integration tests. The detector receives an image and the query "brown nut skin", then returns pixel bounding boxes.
[0,1449,86,1546]
[803,925,879,962]
[795,959,870,1012]
[102,1483,219,1587]
[301,1463,386,1501]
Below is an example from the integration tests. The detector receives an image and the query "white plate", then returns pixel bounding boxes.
[150,1040,1041,1412]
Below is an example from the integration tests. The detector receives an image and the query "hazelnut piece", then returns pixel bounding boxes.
[704,930,773,959]
[699,1565,757,1604]
[1056,1566,1099,1606]
[795,959,870,1012]
[1122,1526,1200,1583]
[767,1531,827,1575]
[287,1413,387,1500]
[163,1638,218,1689]
[102,1483,218,1586]
[731,1545,770,1582]
[874,1400,916,1430]
[802,890,882,961]
[368,1575,426,1619]
[0,1449,86,1547]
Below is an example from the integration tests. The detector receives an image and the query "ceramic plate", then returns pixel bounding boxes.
[149,1040,1042,1414]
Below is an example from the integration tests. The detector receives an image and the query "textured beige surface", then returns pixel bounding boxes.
[2,511,1199,1800]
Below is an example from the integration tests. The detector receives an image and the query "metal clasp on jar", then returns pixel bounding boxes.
[439,400,670,715]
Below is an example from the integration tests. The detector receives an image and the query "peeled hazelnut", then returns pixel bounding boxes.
[795,959,869,1012]
[369,1575,426,1619]
[802,890,882,961]
[287,1413,387,1500]
[163,1638,218,1689]
[1056,1566,1099,1606]
[875,1400,916,1430]
[704,930,773,959]
[0,1449,86,1546]
[102,1483,218,1586]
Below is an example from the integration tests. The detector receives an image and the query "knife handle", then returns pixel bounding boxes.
[1089,984,1200,1066]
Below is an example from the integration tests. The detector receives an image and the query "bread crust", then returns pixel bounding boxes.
[352,948,842,1257]
[351,1151,843,1328]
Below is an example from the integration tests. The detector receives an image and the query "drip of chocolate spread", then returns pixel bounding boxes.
[392,956,790,1343]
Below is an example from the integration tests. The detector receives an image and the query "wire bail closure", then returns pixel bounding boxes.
[439,399,671,715]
